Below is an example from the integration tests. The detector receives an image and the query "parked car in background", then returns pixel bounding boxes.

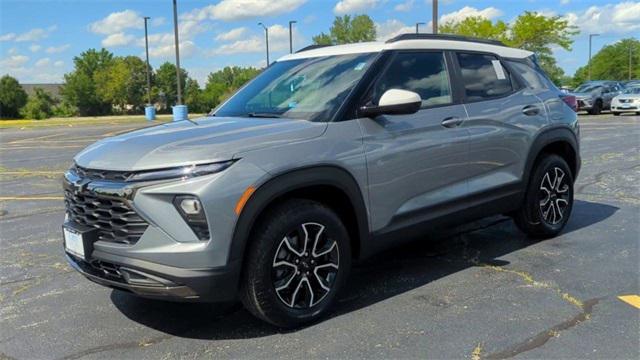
[611,85,640,115]
[571,81,623,115]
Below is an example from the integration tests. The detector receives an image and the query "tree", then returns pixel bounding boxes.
[61,48,114,115]
[439,12,579,85]
[572,38,640,86]
[0,75,28,118]
[155,62,188,110]
[20,88,55,120]
[202,66,261,110]
[312,15,376,45]
[184,78,207,114]
[94,56,148,112]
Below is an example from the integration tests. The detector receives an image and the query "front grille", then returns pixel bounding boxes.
[619,99,630,103]
[64,189,148,245]
[74,166,133,182]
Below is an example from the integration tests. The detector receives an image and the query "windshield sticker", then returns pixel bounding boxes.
[491,60,507,80]
[354,62,367,71]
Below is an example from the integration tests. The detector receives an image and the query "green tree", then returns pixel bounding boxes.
[155,62,188,110]
[61,48,114,115]
[20,88,56,120]
[312,15,376,45]
[572,38,640,86]
[202,66,261,110]
[184,78,207,113]
[0,75,28,118]
[95,56,148,112]
[439,12,578,85]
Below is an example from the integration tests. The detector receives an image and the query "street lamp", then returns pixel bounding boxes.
[289,20,297,54]
[588,33,599,81]
[415,22,425,34]
[143,16,155,120]
[258,22,269,66]
[432,0,438,34]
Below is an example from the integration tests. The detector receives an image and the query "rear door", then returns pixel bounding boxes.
[454,52,548,197]
[358,50,470,232]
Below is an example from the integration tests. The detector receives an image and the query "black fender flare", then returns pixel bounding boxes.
[229,165,369,263]
[523,125,580,186]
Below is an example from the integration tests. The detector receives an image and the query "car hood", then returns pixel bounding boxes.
[570,92,596,98]
[74,117,327,171]
[614,94,640,100]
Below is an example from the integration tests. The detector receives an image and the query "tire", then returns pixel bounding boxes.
[240,199,351,328]
[613,112,620,116]
[636,112,640,116]
[588,100,602,115]
[513,154,574,239]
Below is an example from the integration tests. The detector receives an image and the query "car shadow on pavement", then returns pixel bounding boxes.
[111,199,617,339]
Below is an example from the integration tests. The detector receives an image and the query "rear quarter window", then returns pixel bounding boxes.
[457,52,514,101]
[506,60,548,90]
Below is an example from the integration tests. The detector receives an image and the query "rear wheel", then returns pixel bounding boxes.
[588,100,602,115]
[240,199,351,328]
[613,112,620,116]
[513,154,574,238]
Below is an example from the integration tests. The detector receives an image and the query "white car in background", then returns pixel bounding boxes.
[611,86,640,115]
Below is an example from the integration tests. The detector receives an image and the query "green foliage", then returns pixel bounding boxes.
[203,66,262,110]
[312,15,376,45]
[0,75,28,118]
[61,48,114,116]
[155,62,188,110]
[52,101,78,117]
[20,88,56,120]
[572,38,640,86]
[94,56,148,112]
[184,79,207,114]
[439,12,579,85]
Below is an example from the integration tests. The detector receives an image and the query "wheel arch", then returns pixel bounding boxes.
[524,126,580,187]
[229,165,369,265]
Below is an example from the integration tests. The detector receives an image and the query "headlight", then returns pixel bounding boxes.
[127,160,235,182]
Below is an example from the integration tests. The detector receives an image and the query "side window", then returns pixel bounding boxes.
[372,52,452,108]
[457,52,514,101]
[506,60,547,90]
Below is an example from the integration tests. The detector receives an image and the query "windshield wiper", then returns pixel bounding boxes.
[247,112,282,118]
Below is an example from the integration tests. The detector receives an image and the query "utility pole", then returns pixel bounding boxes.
[415,22,425,34]
[143,16,152,105]
[289,20,296,54]
[588,33,599,81]
[629,43,633,80]
[432,0,438,34]
[258,22,269,66]
[172,0,182,105]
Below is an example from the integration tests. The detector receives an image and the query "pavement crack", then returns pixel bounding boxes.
[485,298,600,359]
[57,334,173,360]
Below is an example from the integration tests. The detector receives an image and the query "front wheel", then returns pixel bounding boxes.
[513,154,574,239]
[240,199,351,328]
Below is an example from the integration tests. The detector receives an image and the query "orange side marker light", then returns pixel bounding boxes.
[235,186,256,215]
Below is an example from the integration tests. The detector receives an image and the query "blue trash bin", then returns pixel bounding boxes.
[172,105,188,121]
[144,105,156,121]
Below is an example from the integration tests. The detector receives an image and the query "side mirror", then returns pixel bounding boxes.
[360,89,421,118]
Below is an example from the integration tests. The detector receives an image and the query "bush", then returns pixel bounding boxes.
[53,101,78,117]
[20,88,55,120]
[0,75,28,118]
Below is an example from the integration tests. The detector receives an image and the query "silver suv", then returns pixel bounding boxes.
[62,34,580,327]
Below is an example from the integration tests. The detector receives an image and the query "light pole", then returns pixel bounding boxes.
[172,0,183,106]
[289,20,297,54]
[415,22,425,34]
[143,16,155,120]
[258,22,269,66]
[629,43,633,81]
[588,33,599,81]
[432,0,438,34]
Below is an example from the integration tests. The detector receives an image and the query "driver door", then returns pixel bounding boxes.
[357,51,470,232]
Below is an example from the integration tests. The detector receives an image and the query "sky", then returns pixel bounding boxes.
[1,0,639,85]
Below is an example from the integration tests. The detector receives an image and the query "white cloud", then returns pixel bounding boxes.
[439,6,503,24]
[215,27,248,41]
[102,33,136,47]
[565,1,640,34]
[0,54,29,68]
[45,44,70,54]
[54,60,64,67]
[211,24,302,55]
[35,57,51,67]
[148,40,197,59]
[183,0,306,22]
[151,17,167,27]
[89,10,142,35]
[14,26,57,42]
[394,0,414,12]
[29,44,42,52]
[0,33,16,41]
[334,0,378,15]
[561,0,571,4]
[376,19,414,41]
[213,38,263,55]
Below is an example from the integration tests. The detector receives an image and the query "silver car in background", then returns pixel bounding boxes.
[611,86,640,115]
[571,81,623,115]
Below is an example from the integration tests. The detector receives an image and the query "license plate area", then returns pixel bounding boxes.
[63,222,97,260]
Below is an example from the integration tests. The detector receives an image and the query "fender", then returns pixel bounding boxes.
[523,125,580,186]
[229,165,370,263]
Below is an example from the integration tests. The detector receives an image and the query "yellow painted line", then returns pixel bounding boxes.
[618,295,640,309]
[0,171,61,175]
[8,133,63,144]
[0,196,64,201]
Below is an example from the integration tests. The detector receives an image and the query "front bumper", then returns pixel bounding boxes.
[576,99,593,111]
[65,247,241,302]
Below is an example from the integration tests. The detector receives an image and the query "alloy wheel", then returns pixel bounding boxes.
[539,167,571,225]
[272,222,339,309]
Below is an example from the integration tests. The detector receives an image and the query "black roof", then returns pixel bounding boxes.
[295,44,331,53]
[385,33,506,47]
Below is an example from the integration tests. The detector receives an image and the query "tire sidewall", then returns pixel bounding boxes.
[528,155,574,234]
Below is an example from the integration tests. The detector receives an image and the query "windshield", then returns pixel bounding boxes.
[574,84,602,93]
[622,86,640,94]
[213,53,376,122]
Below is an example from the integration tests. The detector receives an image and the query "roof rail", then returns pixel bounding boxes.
[295,44,331,53]
[385,33,505,47]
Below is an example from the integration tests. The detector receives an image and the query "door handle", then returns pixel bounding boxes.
[522,105,540,116]
[441,117,463,128]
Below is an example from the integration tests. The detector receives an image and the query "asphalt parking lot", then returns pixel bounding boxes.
[1,113,638,359]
